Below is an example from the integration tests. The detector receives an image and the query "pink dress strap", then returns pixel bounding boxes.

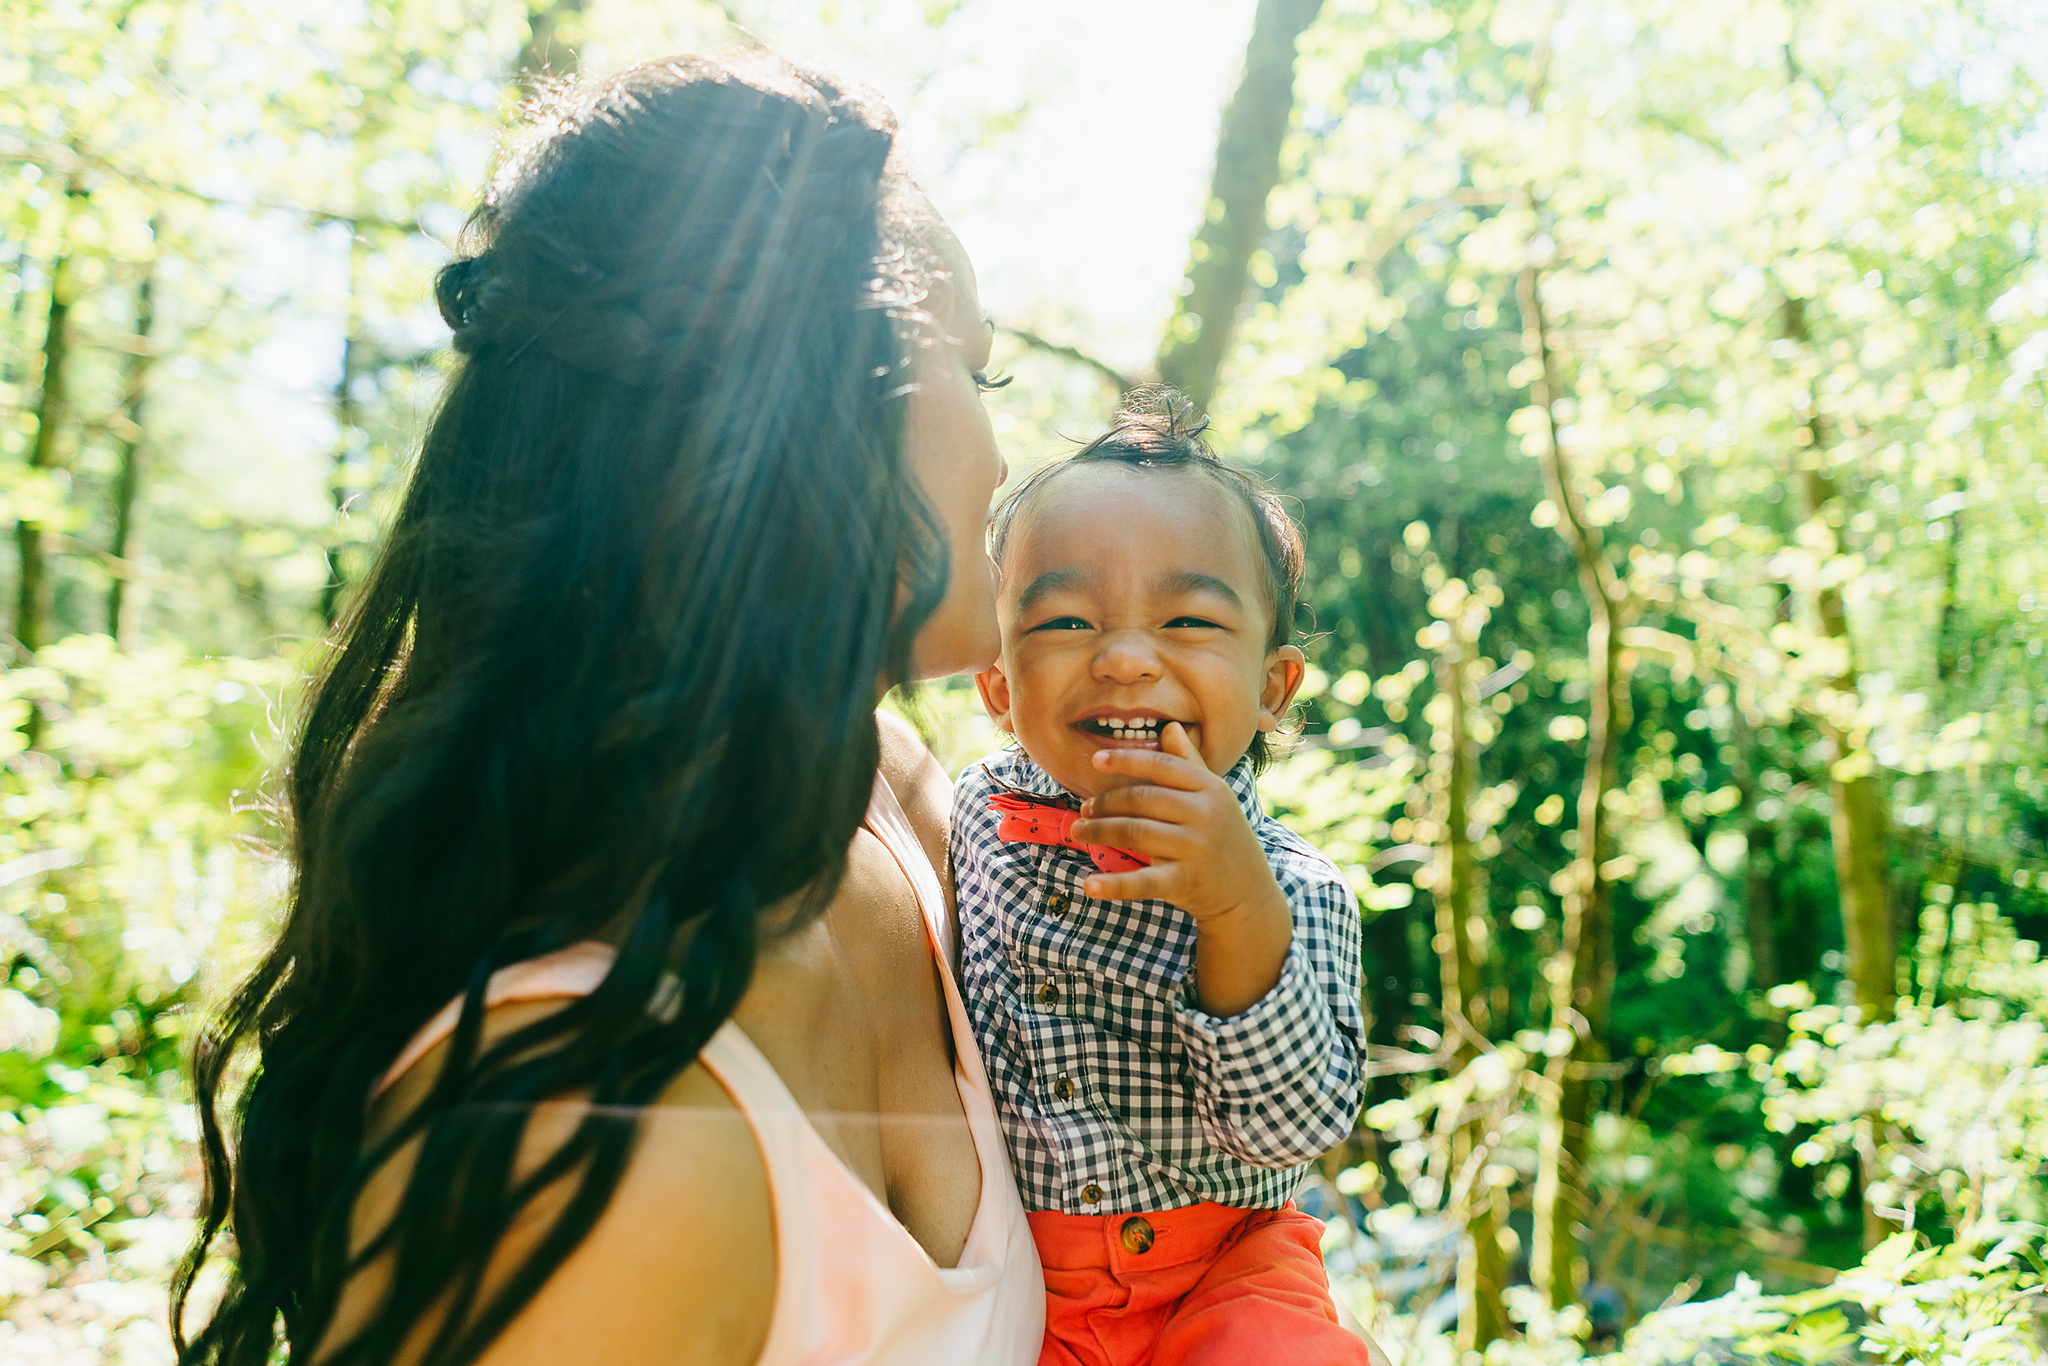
[371,940,617,1099]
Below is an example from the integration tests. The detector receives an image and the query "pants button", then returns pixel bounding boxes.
[1119,1215,1155,1254]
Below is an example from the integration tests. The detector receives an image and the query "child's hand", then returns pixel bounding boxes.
[1070,723,1288,928]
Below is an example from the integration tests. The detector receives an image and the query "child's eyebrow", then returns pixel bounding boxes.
[1018,568,1087,611]
[1157,570,1243,606]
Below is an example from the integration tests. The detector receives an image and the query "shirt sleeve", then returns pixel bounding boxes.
[1170,852,1367,1169]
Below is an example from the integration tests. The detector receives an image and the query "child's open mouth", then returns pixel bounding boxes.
[1078,715,1173,744]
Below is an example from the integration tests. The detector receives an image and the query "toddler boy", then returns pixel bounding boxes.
[952,394,1375,1366]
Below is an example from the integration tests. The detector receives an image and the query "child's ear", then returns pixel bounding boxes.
[1257,645,1307,733]
[975,662,1016,734]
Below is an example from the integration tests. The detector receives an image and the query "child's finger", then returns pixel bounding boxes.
[1083,864,1184,903]
[1091,744,1210,791]
[1160,721,1201,763]
[1080,784,1202,824]
[1070,815,1196,861]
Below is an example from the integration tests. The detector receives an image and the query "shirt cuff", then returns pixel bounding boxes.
[1173,940,1336,1103]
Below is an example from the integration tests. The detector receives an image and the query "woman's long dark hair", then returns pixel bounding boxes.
[173,52,950,1366]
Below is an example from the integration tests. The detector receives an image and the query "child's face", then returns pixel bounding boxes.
[975,464,1305,799]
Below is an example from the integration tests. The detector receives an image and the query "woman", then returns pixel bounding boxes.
[175,51,1042,1366]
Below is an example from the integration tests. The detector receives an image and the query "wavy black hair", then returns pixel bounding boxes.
[987,386,1305,770]
[173,52,950,1366]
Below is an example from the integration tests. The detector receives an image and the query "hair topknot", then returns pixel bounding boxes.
[1102,384,1213,450]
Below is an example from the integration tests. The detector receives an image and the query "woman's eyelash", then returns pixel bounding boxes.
[972,370,1013,392]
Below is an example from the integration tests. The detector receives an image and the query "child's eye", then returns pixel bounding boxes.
[1165,616,1224,629]
[972,370,1013,392]
[1030,616,1091,632]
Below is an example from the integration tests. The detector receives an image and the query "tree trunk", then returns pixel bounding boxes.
[1934,486,1964,683]
[1744,813,1783,992]
[15,251,73,664]
[1782,307,1894,1025]
[1781,296,1895,1250]
[320,235,366,628]
[1364,893,1411,1108]
[1362,535,1404,676]
[1432,590,1508,1353]
[1155,0,1325,413]
[1827,759,1894,1018]
[517,0,588,96]
[1728,709,1784,1025]
[1521,261,1625,1312]
[107,246,158,648]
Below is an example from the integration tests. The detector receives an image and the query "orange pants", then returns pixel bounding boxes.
[1029,1202,1373,1366]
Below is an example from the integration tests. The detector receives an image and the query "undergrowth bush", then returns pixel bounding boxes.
[1,637,285,1363]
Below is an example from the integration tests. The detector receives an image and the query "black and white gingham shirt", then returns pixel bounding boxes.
[951,747,1366,1215]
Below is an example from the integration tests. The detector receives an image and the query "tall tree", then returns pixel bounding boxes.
[12,183,85,665]
[14,250,68,660]
[1780,293,1894,1034]
[1521,250,1627,1310]
[319,235,364,629]
[1156,0,1326,412]
[105,232,158,648]
[1427,571,1510,1350]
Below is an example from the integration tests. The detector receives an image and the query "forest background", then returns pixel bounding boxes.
[4,0,2048,1361]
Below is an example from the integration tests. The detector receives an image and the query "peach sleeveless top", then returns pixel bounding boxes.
[376,772,1045,1365]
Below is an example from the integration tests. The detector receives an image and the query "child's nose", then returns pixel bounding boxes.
[1092,630,1162,684]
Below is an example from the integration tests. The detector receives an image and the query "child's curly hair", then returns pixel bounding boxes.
[987,386,1306,771]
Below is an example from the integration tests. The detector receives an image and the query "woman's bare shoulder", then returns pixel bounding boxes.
[340,1023,776,1366]
[474,1064,775,1366]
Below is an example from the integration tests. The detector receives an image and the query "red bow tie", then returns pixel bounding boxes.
[988,792,1152,874]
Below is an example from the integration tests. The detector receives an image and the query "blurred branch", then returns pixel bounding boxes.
[2,147,428,239]
[1364,1041,1454,1076]
[1639,110,1735,162]
[997,325,1132,393]
[1621,1213,1840,1286]
[1350,187,1526,284]
[0,848,86,889]
[74,330,170,358]
[1366,842,1432,871]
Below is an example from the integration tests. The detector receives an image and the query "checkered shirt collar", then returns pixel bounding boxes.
[980,745,1263,826]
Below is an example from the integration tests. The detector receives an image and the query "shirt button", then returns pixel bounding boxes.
[1080,1183,1103,1205]
[1038,983,1060,1006]
[1047,894,1070,915]
[1120,1216,1155,1254]
[1054,1075,1075,1101]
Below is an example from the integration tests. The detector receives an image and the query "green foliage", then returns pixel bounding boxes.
[5,0,2047,1358]
[1760,902,2048,1243]
[1,638,281,1357]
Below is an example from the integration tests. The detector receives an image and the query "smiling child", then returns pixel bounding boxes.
[951,392,1375,1365]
